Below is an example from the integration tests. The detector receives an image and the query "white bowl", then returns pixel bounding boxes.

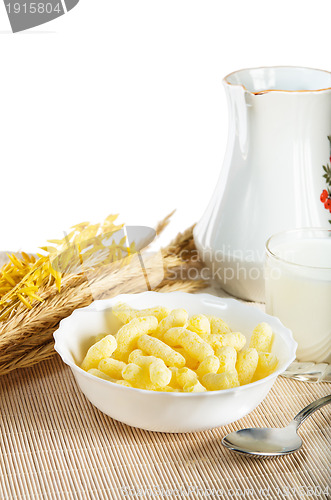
[54,292,297,433]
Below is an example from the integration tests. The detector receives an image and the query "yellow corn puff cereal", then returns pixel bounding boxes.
[127,352,171,387]
[98,358,126,379]
[113,316,158,362]
[158,386,180,392]
[202,371,239,391]
[254,352,278,380]
[149,359,172,388]
[83,305,279,392]
[179,330,214,362]
[187,314,210,339]
[208,316,231,335]
[127,352,155,368]
[81,335,117,371]
[168,367,181,389]
[183,380,207,393]
[174,347,199,370]
[162,327,183,346]
[111,303,134,323]
[87,368,115,382]
[236,348,259,385]
[196,355,220,378]
[208,332,246,352]
[113,303,170,324]
[128,349,145,363]
[176,367,198,388]
[116,380,133,387]
[214,346,237,373]
[155,308,188,338]
[164,327,214,362]
[249,322,273,352]
[137,334,185,368]
[122,363,149,388]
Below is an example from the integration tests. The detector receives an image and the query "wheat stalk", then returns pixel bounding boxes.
[0,216,206,376]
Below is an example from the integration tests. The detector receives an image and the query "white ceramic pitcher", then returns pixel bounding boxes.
[194,67,331,302]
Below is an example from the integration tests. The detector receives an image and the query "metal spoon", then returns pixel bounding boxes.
[222,394,331,457]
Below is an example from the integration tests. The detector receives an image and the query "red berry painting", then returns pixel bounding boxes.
[320,136,331,223]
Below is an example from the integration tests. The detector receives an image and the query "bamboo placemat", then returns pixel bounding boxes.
[0,355,330,499]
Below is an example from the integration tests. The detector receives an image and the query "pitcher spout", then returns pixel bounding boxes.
[223,80,251,158]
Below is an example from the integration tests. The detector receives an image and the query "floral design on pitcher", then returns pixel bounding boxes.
[320,136,331,224]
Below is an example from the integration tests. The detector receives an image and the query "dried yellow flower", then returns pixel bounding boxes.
[0,214,133,320]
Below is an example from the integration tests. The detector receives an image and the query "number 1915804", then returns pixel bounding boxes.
[6,3,62,14]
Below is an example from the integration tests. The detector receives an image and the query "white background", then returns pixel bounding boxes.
[0,0,330,252]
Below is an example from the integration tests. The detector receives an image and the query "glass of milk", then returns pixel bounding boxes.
[265,228,331,363]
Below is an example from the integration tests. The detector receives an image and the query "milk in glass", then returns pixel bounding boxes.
[265,230,331,362]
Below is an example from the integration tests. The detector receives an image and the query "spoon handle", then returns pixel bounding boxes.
[292,395,331,429]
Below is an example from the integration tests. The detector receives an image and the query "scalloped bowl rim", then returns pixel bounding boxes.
[54,291,297,397]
